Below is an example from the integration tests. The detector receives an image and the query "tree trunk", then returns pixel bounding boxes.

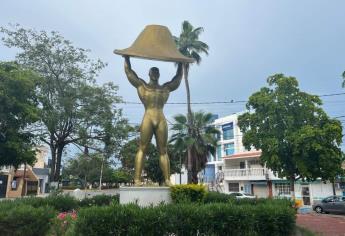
[191,148,198,184]
[22,163,27,197]
[183,64,193,184]
[332,181,336,196]
[54,144,64,182]
[290,176,295,200]
[50,145,57,182]
[99,156,105,190]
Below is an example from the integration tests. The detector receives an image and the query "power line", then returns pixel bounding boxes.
[319,92,345,97]
[119,92,345,106]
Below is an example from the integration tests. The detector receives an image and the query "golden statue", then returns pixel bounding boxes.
[114,25,193,186]
[124,56,182,186]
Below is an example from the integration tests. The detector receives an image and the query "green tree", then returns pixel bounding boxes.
[0,62,40,167]
[170,111,219,183]
[174,21,209,183]
[238,74,344,198]
[0,25,129,181]
[63,153,114,186]
[112,169,132,186]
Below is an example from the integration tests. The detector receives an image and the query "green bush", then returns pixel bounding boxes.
[74,203,295,236]
[203,191,232,203]
[0,204,55,236]
[45,195,79,211]
[229,197,294,207]
[203,192,293,207]
[79,194,119,207]
[1,195,79,211]
[170,184,207,203]
[0,194,119,212]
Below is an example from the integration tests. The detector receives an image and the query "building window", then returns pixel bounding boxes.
[224,143,234,156]
[240,161,245,169]
[11,177,18,190]
[216,131,221,141]
[275,183,290,195]
[222,123,234,140]
[228,182,239,192]
[216,145,222,160]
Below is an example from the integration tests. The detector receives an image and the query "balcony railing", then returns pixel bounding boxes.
[223,168,266,178]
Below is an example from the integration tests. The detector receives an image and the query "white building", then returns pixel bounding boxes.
[204,113,345,205]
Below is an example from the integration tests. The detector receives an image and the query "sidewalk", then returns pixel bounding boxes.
[297,213,345,236]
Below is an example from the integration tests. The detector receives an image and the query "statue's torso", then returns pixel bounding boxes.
[137,84,169,111]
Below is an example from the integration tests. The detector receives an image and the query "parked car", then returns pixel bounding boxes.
[313,196,345,214]
[228,192,256,199]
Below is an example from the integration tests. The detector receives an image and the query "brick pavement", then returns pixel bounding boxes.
[297,213,345,236]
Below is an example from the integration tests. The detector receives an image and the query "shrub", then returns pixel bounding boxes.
[203,191,232,203]
[2,195,79,212]
[170,184,207,203]
[74,202,295,236]
[45,195,80,211]
[231,197,294,207]
[79,194,119,207]
[0,204,55,236]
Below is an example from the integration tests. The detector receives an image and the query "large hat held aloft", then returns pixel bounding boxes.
[114,25,194,63]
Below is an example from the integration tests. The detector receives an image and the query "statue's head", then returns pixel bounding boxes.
[149,67,160,81]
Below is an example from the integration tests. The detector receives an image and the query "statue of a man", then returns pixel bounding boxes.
[124,56,183,186]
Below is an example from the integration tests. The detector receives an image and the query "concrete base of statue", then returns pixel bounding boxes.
[119,186,171,206]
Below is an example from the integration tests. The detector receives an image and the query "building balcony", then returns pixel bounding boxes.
[223,168,268,181]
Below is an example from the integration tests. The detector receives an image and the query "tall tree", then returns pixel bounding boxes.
[342,71,345,88]
[0,62,40,167]
[170,111,219,183]
[1,25,129,181]
[174,21,209,183]
[238,74,344,198]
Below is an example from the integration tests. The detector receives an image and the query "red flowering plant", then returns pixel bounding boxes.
[51,210,77,236]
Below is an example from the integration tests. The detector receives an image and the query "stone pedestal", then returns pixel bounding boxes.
[119,186,171,206]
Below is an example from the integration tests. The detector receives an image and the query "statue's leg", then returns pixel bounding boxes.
[155,118,171,186]
[134,115,153,186]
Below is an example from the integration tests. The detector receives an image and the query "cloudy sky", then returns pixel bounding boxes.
[1,0,345,148]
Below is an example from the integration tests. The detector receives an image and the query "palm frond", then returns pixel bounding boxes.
[191,51,201,64]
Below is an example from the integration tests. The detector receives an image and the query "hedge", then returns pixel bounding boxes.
[0,194,119,211]
[203,191,232,203]
[0,204,55,236]
[75,203,295,236]
[170,184,207,203]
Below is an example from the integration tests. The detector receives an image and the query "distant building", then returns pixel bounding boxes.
[0,146,50,198]
[204,113,345,205]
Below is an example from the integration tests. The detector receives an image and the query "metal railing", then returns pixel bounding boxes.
[223,168,266,177]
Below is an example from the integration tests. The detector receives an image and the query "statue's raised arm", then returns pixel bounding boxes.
[163,62,183,92]
[124,56,146,88]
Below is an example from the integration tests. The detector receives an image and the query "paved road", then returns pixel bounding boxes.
[297,213,345,236]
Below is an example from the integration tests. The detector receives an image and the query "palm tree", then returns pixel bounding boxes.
[174,21,209,183]
[170,111,219,184]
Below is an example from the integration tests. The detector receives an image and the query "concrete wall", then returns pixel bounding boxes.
[170,166,188,184]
